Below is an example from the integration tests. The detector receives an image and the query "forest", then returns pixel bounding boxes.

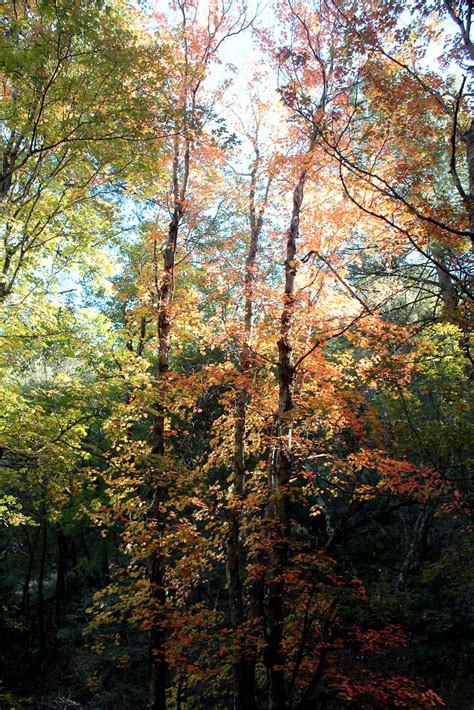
[0,0,473,708]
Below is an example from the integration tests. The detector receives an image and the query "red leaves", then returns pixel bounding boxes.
[329,670,445,709]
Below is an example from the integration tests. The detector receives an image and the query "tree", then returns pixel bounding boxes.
[0,0,166,301]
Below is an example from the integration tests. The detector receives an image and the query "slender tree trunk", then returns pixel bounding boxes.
[264,163,309,710]
[148,457,168,710]
[433,247,458,318]
[55,530,67,625]
[80,530,91,561]
[38,511,48,652]
[396,505,433,591]
[101,541,110,585]
[227,152,267,709]
[21,526,39,657]
[70,537,78,569]
[463,118,474,252]
[0,138,19,201]
[21,526,39,616]
[144,6,246,702]
[149,177,185,709]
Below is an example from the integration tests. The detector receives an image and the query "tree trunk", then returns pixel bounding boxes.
[265,163,309,710]
[396,505,433,591]
[433,247,458,319]
[55,530,67,625]
[148,197,183,710]
[21,526,39,616]
[227,151,266,710]
[21,526,39,657]
[38,512,48,652]
[463,118,474,252]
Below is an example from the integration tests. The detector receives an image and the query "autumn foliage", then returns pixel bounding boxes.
[0,1,473,709]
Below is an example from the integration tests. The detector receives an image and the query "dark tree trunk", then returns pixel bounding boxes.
[38,513,48,652]
[70,537,78,569]
[265,163,309,710]
[149,124,187,709]
[148,206,181,710]
[227,150,267,710]
[21,526,39,616]
[55,531,67,625]
[433,247,458,318]
[101,546,110,585]
[21,526,40,656]
[464,118,474,252]
[396,505,434,591]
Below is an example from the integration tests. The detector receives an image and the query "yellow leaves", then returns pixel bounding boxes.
[115,652,130,669]
[85,673,101,693]
[0,495,36,527]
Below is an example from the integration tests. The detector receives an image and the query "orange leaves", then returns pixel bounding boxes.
[375,457,444,501]
[348,624,407,653]
[330,671,444,709]
[335,448,445,502]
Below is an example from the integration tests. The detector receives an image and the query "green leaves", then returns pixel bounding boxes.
[1,0,170,300]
